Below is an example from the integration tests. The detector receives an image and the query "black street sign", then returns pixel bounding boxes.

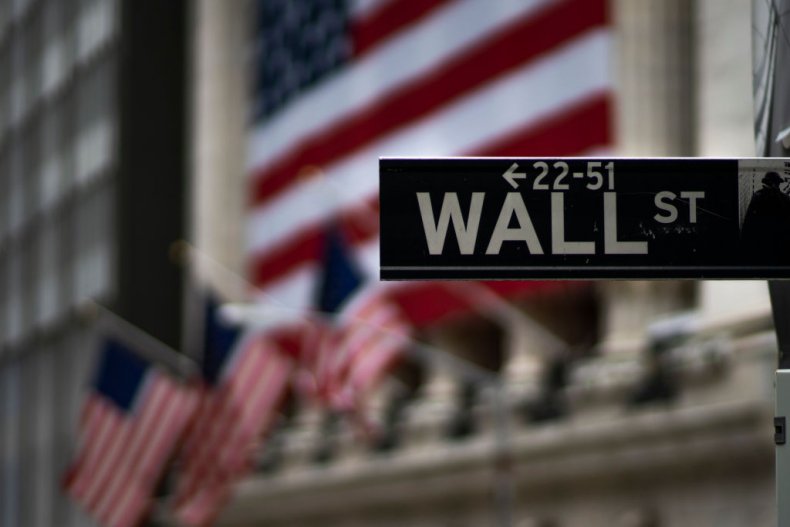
[379,157,790,280]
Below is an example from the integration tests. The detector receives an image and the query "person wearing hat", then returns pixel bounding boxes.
[741,171,790,264]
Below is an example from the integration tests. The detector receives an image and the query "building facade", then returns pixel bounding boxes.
[0,1,780,527]
[193,0,779,526]
[0,1,188,526]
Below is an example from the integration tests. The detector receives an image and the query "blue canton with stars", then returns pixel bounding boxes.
[94,337,150,413]
[252,0,351,122]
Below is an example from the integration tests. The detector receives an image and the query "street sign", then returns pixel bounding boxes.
[379,157,790,280]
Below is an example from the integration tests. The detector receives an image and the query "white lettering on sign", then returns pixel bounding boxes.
[604,192,648,254]
[681,191,705,223]
[416,192,484,255]
[654,191,678,223]
[486,192,544,255]
[417,191,659,256]
[551,192,594,254]
[652,191,706,224]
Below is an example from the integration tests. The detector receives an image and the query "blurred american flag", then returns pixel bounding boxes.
[64,338,198,527]
[246,0,612,323]
[173,298,293,527]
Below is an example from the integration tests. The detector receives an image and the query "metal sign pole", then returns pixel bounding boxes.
[769,281,790,526]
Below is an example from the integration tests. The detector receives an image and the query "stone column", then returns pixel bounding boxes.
[600,0,696,355]
[613,0,695,156]
[191,0,247,297]
[695,0,771,322]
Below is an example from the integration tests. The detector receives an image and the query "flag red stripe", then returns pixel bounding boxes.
[250,0,606,207]
[475,91,612,156]
[249,93,610,288]
[351,0,455,58]
[390,281,576,327]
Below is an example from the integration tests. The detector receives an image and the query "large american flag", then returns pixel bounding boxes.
[246,0,613,322]
[63,337,198,527]
[172,298,293,527]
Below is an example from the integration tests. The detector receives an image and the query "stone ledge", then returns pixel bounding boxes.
[218,397,773,526]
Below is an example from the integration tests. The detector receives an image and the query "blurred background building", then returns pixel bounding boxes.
[0,1,188,525]
[0,0,781,526]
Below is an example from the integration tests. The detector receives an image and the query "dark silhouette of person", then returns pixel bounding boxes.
[741,171,790,264]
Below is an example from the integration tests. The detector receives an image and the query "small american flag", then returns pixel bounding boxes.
[172,297,293,527]
[246,0,612,321]
[294,227,409,414]
[63,337,199,527]
[328,286,412,412]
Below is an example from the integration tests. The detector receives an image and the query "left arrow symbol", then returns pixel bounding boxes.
[502,162,526,189]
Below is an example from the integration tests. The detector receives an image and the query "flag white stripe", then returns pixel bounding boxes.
[247,0,558,172]
[246,29,611,255]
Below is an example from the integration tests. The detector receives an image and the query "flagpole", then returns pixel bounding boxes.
[81,300,197,380]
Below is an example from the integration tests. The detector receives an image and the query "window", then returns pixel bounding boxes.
[6,242,22,344]
[0,361,21,527]
[36,213,61,328]
[25,7,44,108]
[19,232,37,336]
[27,350,55,527]
[0,146,9,243]
[42,1,69,97]
[75,56,115,185]
[24,117,41,223]
[0,44,10,138]
[76,0,116,64]
[73,180,114,303]
[39,99,66,210]
[0,1,9,41]
[0,256,6,342]
[10,0,31,21]
[8,137,24,236]
[10,37,26,126]
[52,334,87,525]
